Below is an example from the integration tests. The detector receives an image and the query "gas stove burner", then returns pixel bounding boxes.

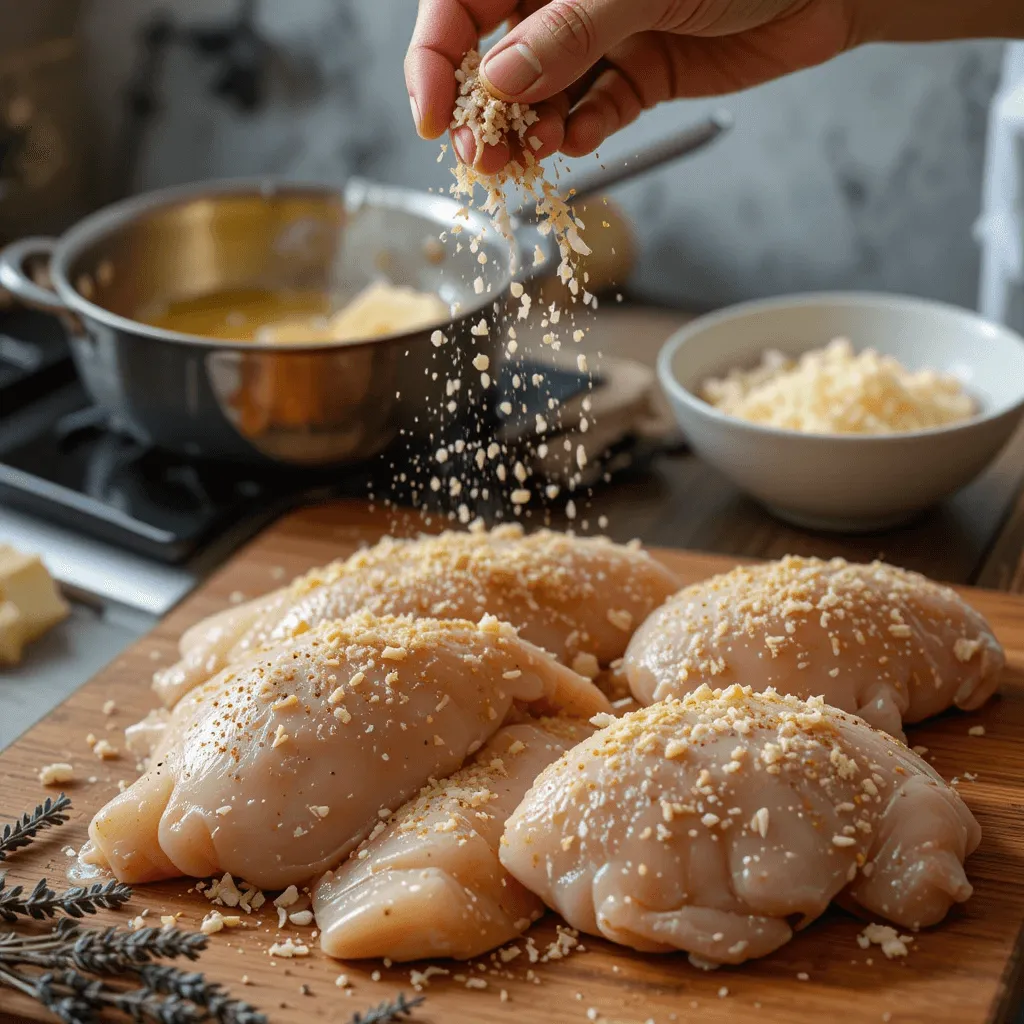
[50,406,265,522]
[0,382,309,562]
[0,308,74,413]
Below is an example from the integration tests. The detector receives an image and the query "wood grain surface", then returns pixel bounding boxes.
[2,501,1023,1024]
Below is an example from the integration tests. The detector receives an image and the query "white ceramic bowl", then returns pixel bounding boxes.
[657,292,1024,532]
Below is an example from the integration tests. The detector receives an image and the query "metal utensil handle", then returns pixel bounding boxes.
[515,110,732,225]
[566,110,732,206]
[0,237,67,313]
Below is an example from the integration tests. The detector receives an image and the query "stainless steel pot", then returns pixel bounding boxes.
[0,115,731,467]
[0,178,518,467]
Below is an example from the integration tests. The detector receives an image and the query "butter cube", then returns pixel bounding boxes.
[0,600,25,664]
[0,545,69,664]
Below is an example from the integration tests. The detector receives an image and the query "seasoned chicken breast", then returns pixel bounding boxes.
[156,560,350,708]
[624,557,1003,738]
[174,591,285,672]
[155,524,679,708]
[85,613,608,890]
[313,716,592,962]
[500,685,980,967]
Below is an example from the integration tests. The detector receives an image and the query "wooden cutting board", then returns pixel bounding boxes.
[2,501,1023,1024]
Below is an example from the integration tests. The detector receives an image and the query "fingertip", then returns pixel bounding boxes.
[476,139,513,175]
[404,45,456,140]
[409,94,428,139]
[451,127,512,174]
[452,127,477,166]
[525,103,566,161]
[418,109,449,140]
[562,106,609,158]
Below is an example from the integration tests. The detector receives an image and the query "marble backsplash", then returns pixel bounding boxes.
[79,0,1004,310]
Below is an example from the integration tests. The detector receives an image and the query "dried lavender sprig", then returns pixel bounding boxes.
[0,794,71,861]
[69,926,209,973]
[0,877,133,923]
[349,992,426,1024]
[0,960,97,1024]
[140,965,268,1024]
[40,968,203,1024]
[0,920,87,963]
[0,915,79,952]
[35,969,107,1024]
[2,922,208,973]
[3,947,267,1023]
[0,787,267,1024]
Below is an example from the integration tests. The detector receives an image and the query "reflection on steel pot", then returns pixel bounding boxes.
[0,178,531,467]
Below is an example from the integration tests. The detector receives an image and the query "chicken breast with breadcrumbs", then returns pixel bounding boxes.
[500,685,979,967]
[314,717,592,961]
[85,612,607,890]
[624,556,1003,738]
[155,525,679,708]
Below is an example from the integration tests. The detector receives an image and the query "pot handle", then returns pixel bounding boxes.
[0,237,67,314]
[510,112,732,284]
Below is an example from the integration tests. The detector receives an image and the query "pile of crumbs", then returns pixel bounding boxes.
[268,937,310,959]
[38,762,74,786]
[198,872,266,914]
[201,909,242,935]
[409,926,584,994]
[273,883,315,928]
[857,923,913,959]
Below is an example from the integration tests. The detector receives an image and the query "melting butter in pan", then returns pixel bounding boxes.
[256,281,450,344]
[144,281,450,344]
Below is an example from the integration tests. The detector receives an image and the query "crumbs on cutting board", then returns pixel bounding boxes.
[38,762,74,786]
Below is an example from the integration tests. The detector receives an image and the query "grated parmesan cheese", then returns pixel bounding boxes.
[701,338,975,435]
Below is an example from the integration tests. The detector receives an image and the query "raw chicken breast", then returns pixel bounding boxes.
[625,556,1003,738]
[155,560,349,707]
[155,524,679,707]
[86,613,608,890]
[314,716,593,961]
[500,685,980,967]
[175,591,283,667]
[123,708,170,759]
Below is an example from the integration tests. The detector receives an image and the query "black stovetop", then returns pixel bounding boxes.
[0,310,627,563]
[0,308,77,413]
[0,382,314,562]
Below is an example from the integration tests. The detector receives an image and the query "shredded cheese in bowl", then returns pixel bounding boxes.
[700,339,976,435]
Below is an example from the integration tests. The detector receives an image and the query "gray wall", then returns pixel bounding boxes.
[79,0,1003,310]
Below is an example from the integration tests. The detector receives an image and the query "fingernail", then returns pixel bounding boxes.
[409,93,425,135]
[453,129,476,166]
[482,42,543,97]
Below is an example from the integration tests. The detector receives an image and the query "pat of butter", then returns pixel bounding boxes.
[0,545,70,665]
[256,281,449,345]
[0,601,24,664]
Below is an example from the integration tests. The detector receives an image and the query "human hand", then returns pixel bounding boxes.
[404,0,855,173]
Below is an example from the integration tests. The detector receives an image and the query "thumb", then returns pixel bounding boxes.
[480,0,661,103]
